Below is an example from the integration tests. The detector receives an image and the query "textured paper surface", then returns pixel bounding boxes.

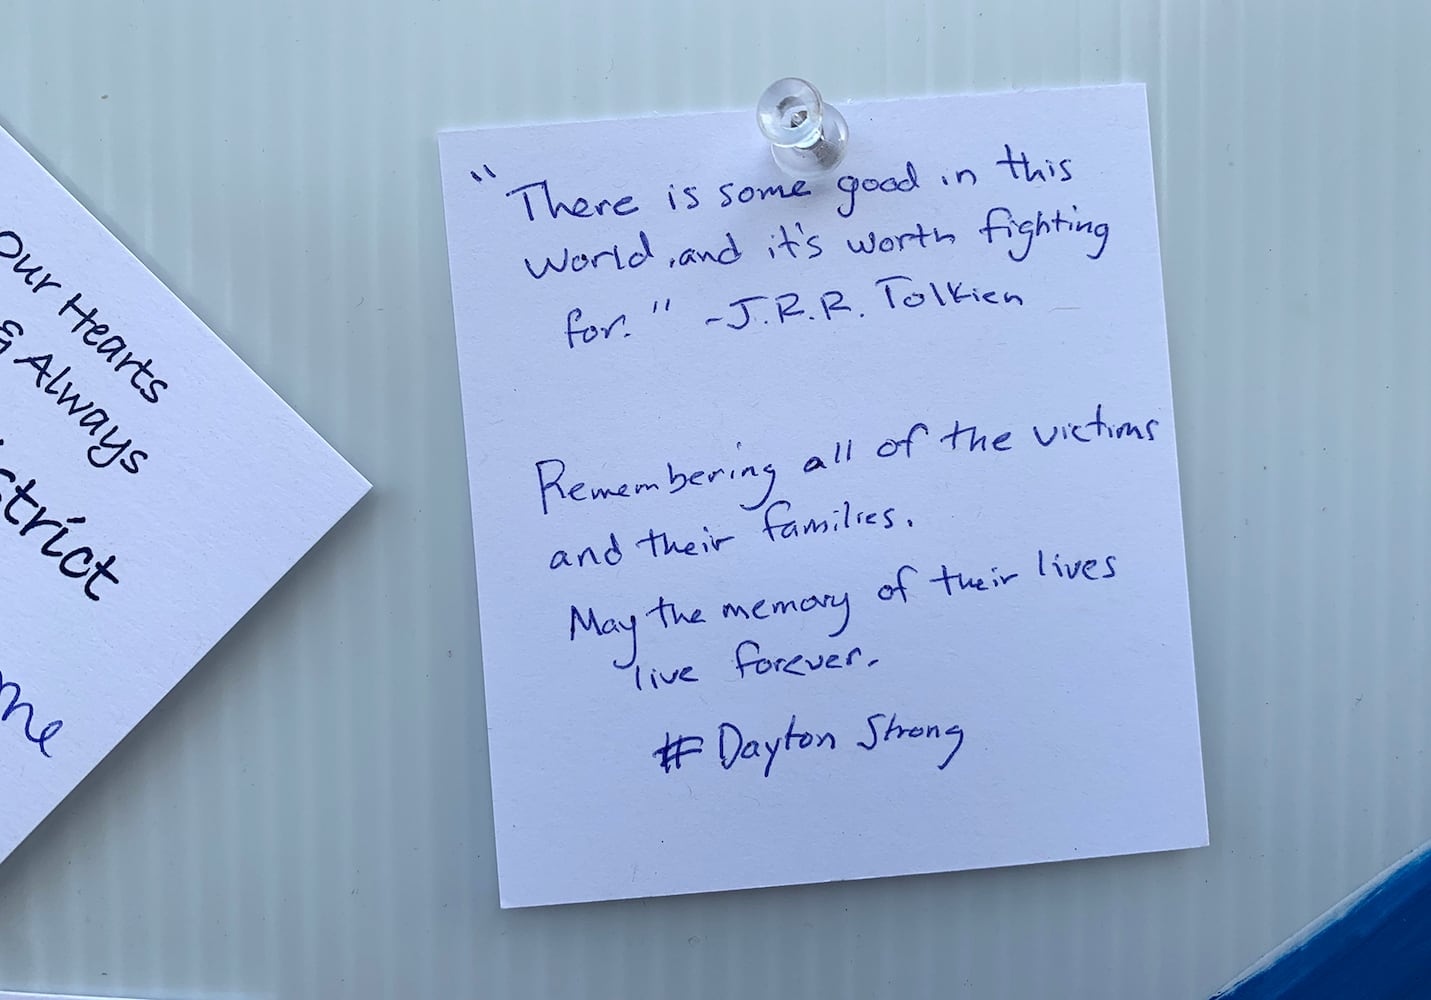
[0,124,370,865]
[440,84,1206,907]
[0,993,165,999]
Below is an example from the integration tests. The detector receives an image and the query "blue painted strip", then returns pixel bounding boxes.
[1213,842,1431,999]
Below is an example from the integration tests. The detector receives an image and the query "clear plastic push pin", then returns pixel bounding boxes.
[756,77,848,178]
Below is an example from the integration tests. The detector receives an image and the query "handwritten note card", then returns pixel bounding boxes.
[0,125,369,865]
[0,993,164,1000]
[439,85,1207,908]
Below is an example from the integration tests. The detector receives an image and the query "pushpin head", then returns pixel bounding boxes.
[756,77,848,178]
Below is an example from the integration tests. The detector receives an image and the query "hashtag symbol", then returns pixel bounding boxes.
[653,732,704,773]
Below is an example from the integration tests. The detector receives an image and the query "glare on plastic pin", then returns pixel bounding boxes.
[756,77,849,178]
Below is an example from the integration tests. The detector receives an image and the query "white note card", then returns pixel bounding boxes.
[0,993,170,1000]
[439,84,1207,908]
[0,124,369,865]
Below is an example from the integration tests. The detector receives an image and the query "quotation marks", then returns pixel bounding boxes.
[652,298,671,314]
[469,164,498,184]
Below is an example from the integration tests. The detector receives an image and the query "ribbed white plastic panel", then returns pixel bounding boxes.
[0,2,1427,997]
